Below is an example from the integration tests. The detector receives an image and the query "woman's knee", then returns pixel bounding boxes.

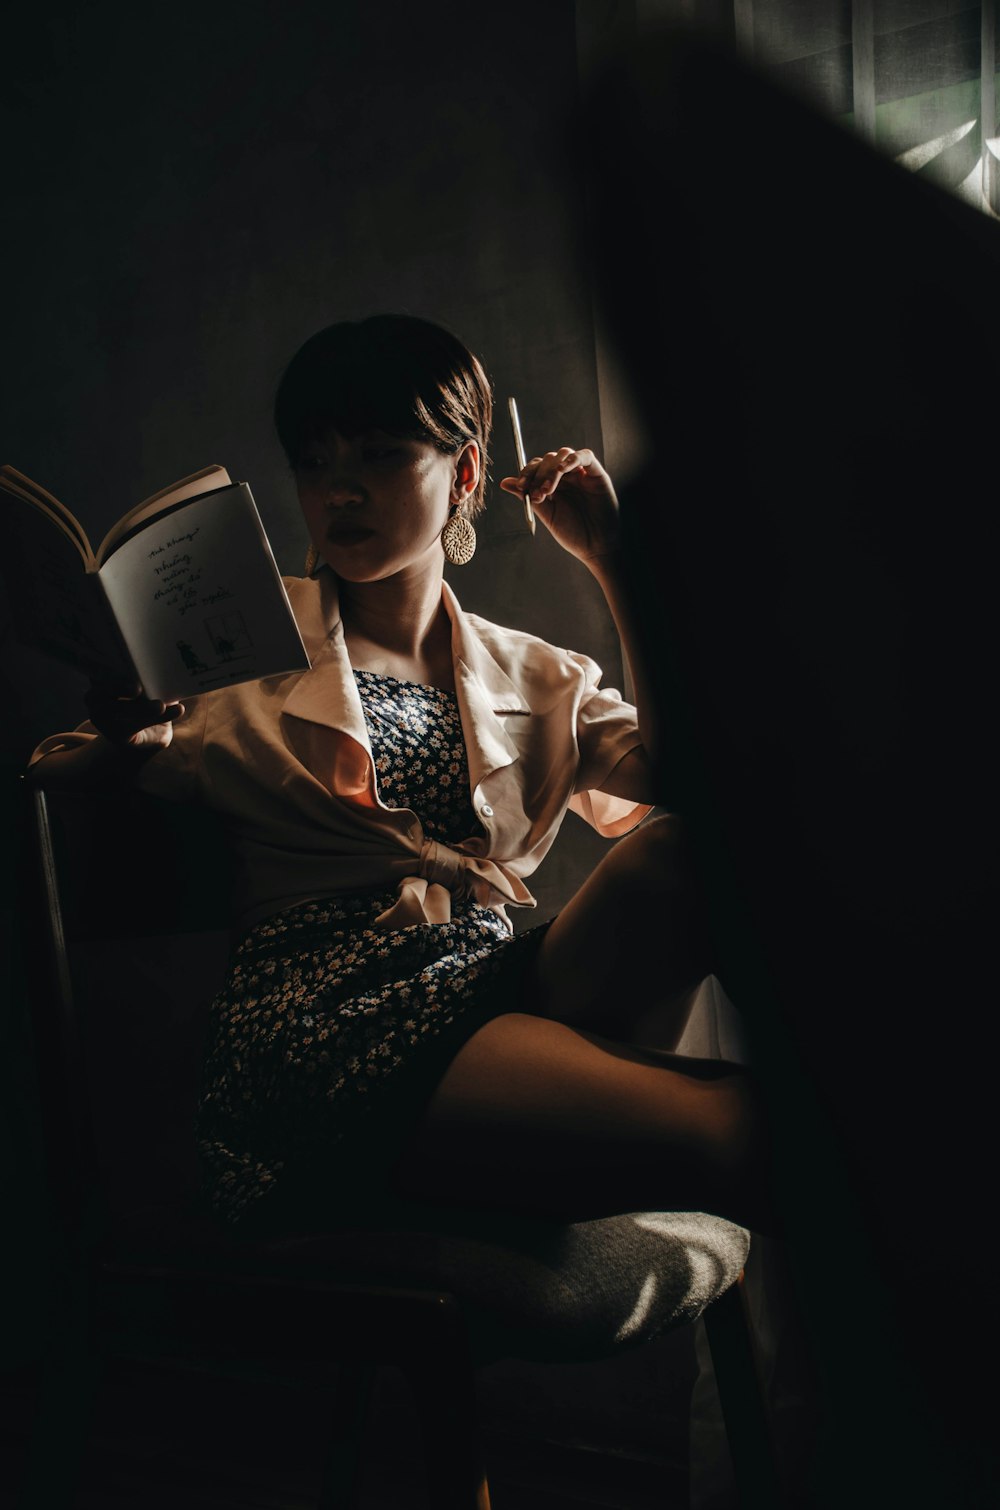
[392,1017,767,1226]
[605,813,701,909]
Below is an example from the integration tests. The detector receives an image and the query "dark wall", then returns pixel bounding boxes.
[0,0,621,919]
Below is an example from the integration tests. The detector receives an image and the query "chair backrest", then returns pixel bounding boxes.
[20,781,236,1247]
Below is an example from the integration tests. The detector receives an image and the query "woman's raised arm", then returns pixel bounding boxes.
[499,447,661,802]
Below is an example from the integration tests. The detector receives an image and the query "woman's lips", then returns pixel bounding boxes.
[326,526,375,546]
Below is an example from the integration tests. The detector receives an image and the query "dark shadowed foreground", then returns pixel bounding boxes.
[583,25,996,1510]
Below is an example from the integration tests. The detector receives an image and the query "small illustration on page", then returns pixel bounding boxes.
[177,639,210,674]
[206,611,252,662]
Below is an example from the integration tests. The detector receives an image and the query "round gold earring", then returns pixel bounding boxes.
[304,542,319,575]
[441,504,476,565]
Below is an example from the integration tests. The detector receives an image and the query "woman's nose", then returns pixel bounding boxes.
[325,469,364,506]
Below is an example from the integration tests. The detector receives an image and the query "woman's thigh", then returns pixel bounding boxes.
[392,1012,764,1230]
[523,814,714,1042]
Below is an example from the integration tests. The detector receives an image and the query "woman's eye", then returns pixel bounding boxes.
[297,456,329,472]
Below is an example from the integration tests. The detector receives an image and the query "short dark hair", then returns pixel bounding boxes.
[274,314,493,516]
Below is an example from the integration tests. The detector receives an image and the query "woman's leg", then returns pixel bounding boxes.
[393,1013,774,1234]
[393,815,776,1232]
[524,813,715,1049]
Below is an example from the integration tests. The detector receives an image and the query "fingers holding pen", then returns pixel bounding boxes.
[499,447,601,505]
[499,447,616,515]
[528,448,589,503]
[499,446,619,562]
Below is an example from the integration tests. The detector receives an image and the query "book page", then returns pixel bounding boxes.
[0,465,94,564]
[97,482,310,701]
[96,463,232,562]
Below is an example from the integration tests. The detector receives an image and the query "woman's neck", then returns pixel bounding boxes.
[337,567,455,689]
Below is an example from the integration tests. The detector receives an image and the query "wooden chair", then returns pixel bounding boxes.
[14,779,784,1508]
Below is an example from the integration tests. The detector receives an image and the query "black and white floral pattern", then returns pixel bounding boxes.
[196,672,542,1226]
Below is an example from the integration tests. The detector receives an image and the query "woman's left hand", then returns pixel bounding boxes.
[499,448,619,566]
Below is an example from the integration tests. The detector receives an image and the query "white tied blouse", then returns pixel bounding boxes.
[31,572,652,933]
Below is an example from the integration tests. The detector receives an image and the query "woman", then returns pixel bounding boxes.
[29,314,769,1238]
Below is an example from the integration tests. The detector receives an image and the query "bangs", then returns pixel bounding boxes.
[276,317,474,464]
[297,355,433,452]
[274,313,493,515]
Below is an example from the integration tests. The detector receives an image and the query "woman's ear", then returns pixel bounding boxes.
[453,440,480,504]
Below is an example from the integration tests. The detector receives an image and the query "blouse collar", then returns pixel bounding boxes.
[280,571,529,790]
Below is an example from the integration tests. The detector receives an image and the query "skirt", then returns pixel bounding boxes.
[195,888,549,1236]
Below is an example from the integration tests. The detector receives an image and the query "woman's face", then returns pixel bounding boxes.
[296,428,477,583]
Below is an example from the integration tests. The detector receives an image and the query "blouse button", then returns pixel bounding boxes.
[480,803,494,818]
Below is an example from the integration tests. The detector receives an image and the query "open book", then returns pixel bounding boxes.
[0,463,311,701]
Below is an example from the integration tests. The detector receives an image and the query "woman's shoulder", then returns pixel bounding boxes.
[463,607,545,649]
[462,605,572,661]
[281,572,319,615]
[459,604,600,696]
[281,572,313,595]
[281,569,344,647]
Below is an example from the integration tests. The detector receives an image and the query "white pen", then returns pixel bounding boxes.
[506,396,535,536]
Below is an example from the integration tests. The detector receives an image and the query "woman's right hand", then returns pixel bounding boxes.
[83,679,185,750]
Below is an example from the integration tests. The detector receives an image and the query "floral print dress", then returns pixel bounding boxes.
[196,670,544,1231]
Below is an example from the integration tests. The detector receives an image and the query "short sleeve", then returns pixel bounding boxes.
[567,650,654,838]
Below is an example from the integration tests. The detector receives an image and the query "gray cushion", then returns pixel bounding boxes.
[254,1206,751,1363]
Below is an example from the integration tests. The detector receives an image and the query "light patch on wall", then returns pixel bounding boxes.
[894,117,977,173]
[889,118,1000,218]
[954,139,1000,215]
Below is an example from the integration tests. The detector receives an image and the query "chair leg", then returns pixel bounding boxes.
[702,1270,787,1509]
[17,1338,105,1509]
[401,1354,491,1510]
[318,1362,377,1510]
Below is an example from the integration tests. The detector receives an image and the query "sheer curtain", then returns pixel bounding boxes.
[612,1,1000,215]
[733,0,999,217]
